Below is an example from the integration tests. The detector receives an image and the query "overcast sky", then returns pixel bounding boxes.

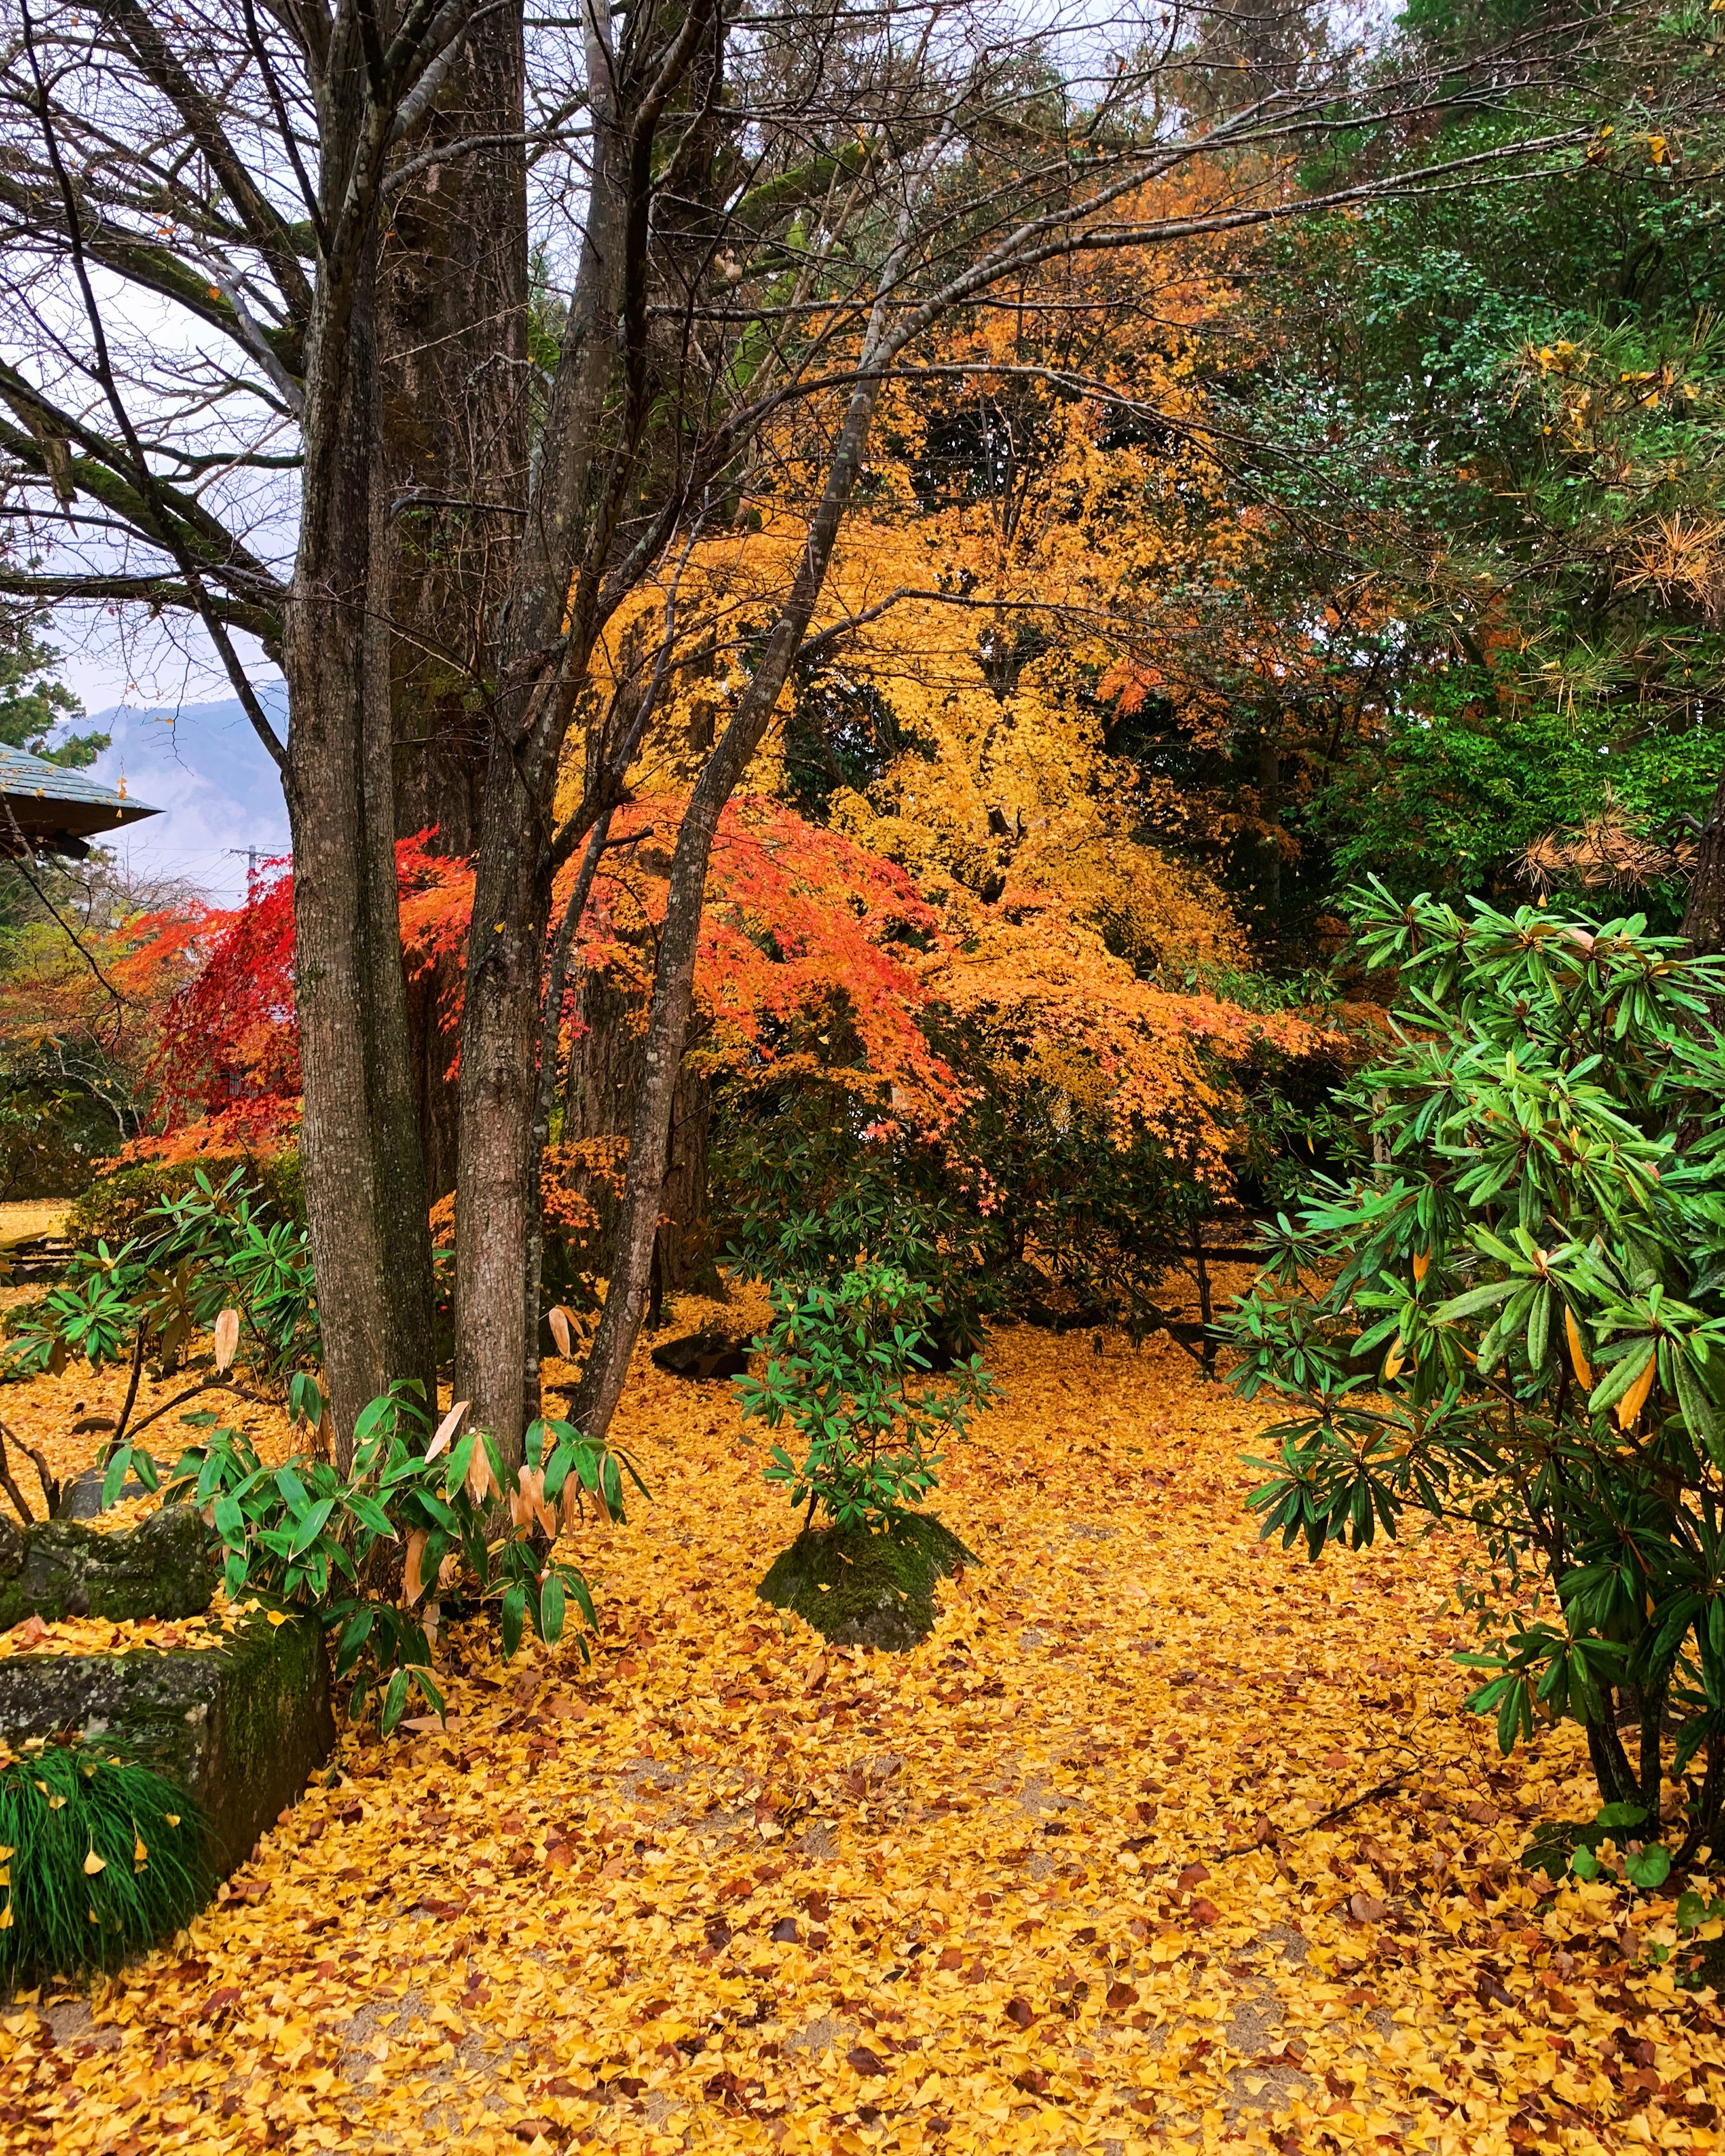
[82,685,290,906]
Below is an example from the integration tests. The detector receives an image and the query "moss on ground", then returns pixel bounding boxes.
[757,1513,976,1650]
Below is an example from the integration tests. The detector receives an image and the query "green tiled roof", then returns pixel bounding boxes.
[0,743,160,839]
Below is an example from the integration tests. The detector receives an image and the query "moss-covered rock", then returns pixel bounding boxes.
[758,1514,976,1650]
[0,1602,334,1874]
[0,1505,215,1630]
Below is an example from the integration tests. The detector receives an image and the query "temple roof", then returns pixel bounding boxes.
[0,745,161,853]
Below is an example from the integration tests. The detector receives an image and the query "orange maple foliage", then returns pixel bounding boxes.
[123,835,471,1162]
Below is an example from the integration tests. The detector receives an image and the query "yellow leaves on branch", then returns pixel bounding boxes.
[1566,1305,1595,1389]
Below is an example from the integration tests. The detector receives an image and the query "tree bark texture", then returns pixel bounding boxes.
[380,0,529,1198]
[451,6,659,1463]
[1682,761,1725,956]
[562,955,713,1294]
[281,21,437,1467]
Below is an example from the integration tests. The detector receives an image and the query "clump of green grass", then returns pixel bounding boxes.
[0,1740,207,1986]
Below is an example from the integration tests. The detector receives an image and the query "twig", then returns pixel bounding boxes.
[0,1424,38,1523]
[119,1374,234,1446]
[106,1326,148,1452]
[1211,1765,1420,1863]
[0,1417,60,1521]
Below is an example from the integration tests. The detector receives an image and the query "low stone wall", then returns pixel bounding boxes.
[0,1505,215,1630]
[0,1604,335,1877]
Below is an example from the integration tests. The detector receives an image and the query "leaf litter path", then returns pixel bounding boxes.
[4,1319,1723,2156]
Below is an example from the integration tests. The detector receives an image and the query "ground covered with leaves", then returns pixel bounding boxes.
[0,1311,1721,2155]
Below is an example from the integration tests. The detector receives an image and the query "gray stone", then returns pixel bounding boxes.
[0,1602,336,1874]
[62,1467,150,1520]
[649,1330,753,1380]
[0,1505,215,1630]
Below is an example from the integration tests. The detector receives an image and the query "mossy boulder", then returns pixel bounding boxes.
[0,1505,215,1630]
[758,1514,976,1651]
[0,1601,334,1875]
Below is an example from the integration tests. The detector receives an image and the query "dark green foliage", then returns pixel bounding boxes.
[0,1081,122,1202]
[1308,685,1725,921]
[1228,881,1725,1866]
[67,1151,305,1250]
[8,1163,316,1388]
[736,1265,993,1529]
[718,1097,995,1353]
[0,1741,207,1985]
[0,611,106,769]
[757,1513,976,1650]
[715,1059,1298,1351]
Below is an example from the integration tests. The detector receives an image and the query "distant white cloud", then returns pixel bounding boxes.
[86,692,290,904]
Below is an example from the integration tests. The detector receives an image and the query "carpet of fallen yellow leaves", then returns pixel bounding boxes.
[2,1308,1722,2156]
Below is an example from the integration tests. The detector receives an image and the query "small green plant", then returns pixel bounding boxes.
[160,1382,645,1733]
[1522,1801,1673,1889]
[0,1739,208,1984]
[5,1165,318,1399]
[735,1264,994,1529]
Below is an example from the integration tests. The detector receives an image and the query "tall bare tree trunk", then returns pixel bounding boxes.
[281,23,436,1465]
[451,6,655,1464]
[380,0,529,1199]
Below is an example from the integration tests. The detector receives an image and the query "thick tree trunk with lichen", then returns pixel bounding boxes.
[282,125,437,1466]
[380,0,529,1198]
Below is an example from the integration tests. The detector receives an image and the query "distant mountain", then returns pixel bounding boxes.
[87,692,290,901]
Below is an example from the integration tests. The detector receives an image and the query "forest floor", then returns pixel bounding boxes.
[0,1286,1721,2155]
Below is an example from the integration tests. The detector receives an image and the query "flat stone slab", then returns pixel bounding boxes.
[649,1330,753,1380]
[0,1603,335,1876]
[61,1466,151,1520]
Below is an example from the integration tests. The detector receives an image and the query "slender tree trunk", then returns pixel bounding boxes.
[282,32,436,1466]
[570,350,896,1446]
[451,13,642,1464]
[562,963,714,1290]
[1682,764,1725,955]
[380,0,529,1199]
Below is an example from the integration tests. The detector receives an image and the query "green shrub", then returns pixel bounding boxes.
[161,1381,643,1732]
[736,1264,994,1529]
[8,1163,316,1396]
[0,1740,207,1984]
[67,1150,304,1249]
[1228,881,1725,1871]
